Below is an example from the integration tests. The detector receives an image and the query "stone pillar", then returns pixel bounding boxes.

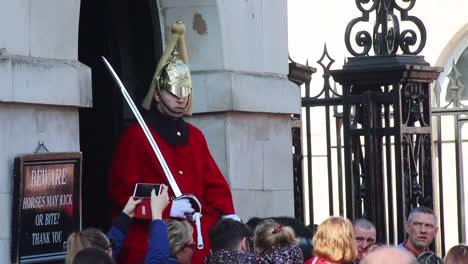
[0,1,91,261]
[158,0,300,219]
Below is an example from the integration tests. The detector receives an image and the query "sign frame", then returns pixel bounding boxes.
[11,152,82,264]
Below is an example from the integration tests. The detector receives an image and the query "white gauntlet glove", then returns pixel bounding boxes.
[170,198,195,219]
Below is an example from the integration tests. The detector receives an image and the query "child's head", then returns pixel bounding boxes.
[247,216,313,260]
[209,219,252,252]
[72,247,115,264]
[444,245,468,264]
[253,219,296,253]
[66,228,112,264]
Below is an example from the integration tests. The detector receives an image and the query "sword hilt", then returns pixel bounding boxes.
[175,194,203,249]
[193,212,203,249]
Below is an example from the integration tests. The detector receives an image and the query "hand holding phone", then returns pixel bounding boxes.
[133,183,163,219]
[150,184,169,220]
[122,196,143,218]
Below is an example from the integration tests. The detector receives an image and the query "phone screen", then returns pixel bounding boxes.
[133,184,161,198]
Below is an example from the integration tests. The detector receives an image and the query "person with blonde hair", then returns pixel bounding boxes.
[254,219,303,263]
[306,216,357,264]
[164,219,195,264]
[443,245,468,264]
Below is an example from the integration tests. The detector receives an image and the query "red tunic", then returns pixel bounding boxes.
[108,118,235,264]
[305,256,338,264]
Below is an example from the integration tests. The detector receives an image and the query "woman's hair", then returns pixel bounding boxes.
[72,247,114,264]
[247,216,313,259]
[444,245,468,264]
[66,228,111,264]
[254,219,297,251]
[313,216,357,262]
[166,219,193,257]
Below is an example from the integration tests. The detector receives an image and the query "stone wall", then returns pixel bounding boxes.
[0,0,91,261]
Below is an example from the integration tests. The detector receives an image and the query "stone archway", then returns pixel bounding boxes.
[435,23,468,95]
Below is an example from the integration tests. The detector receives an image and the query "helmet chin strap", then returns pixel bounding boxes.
[157,89,190,116]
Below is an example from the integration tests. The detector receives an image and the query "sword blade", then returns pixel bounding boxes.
[102,56,183,198]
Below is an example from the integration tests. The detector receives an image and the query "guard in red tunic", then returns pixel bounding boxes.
[108,22,239,264]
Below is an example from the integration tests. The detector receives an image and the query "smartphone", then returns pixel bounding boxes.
[133,183,162,219]
[133,183,162,198]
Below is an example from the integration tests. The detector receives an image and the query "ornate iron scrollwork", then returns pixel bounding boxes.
[401,83,429,127]
[400,79,432,209]
[345,0,426,56]
[420,135,433,207]
[402,133,433,209]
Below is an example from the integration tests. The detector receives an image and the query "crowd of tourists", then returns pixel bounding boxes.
[64,187,467,264]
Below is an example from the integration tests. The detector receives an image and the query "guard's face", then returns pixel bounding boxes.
[405,213,438,252]
[159,59,192,98]
[154,90,189,119]
[354,226,376,259]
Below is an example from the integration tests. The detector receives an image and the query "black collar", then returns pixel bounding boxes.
[143,108,189,146]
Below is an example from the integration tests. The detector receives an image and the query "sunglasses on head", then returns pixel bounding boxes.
[184,242,196,250]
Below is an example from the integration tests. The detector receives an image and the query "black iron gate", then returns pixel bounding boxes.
[291,45,344,224]
[290,0,468,255]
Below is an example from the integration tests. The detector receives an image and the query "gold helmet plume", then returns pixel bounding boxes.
[142,21,193,115]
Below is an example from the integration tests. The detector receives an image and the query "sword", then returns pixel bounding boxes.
[102,56,204,249]
[102,56,182,197]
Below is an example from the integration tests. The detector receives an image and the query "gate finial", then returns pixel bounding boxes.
[345,0,426,56]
